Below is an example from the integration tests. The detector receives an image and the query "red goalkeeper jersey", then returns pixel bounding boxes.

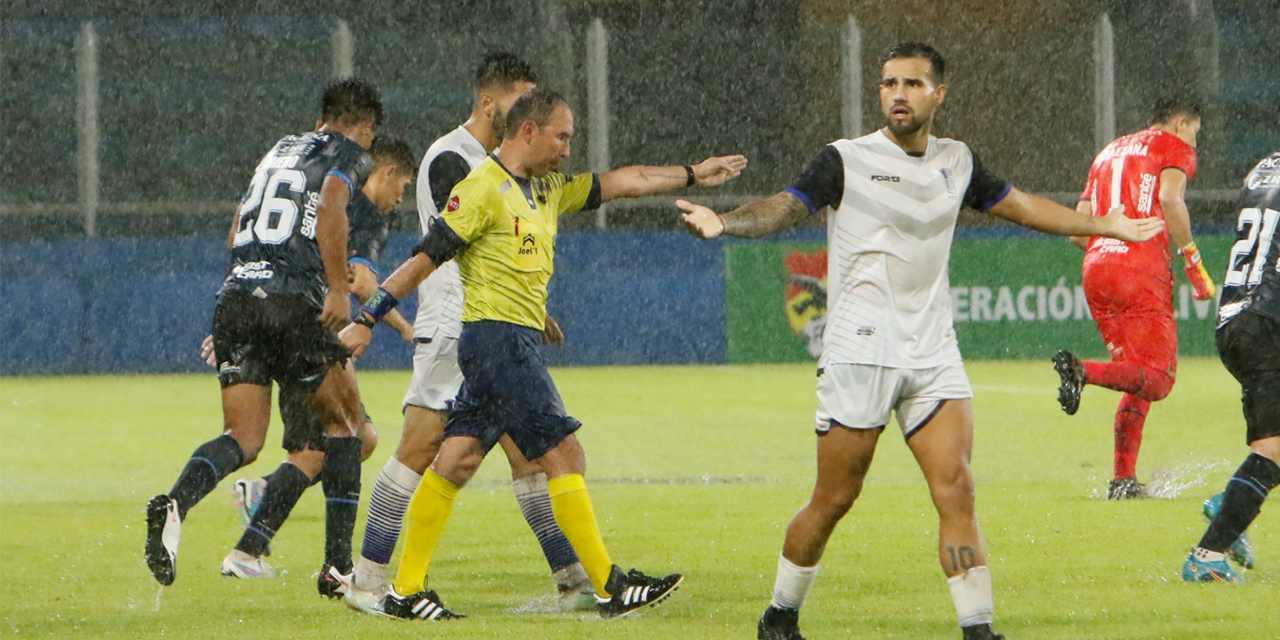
[1079,127,1197,274]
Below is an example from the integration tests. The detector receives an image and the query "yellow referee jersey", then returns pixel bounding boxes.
[440,155,600,330]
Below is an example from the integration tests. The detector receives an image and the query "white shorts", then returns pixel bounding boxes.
[815,360,973,437]
[402,337,463,412]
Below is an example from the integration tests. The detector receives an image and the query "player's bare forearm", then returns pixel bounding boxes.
[721,192,810,238]
[226,203,243,250]
[379,252,438,300]
[1160,169,1194,248]
[990,188,1163,242]
[348,261,379,300]
[317,176,352,297]
[1068,200,1091,250]
[383,308,414,341]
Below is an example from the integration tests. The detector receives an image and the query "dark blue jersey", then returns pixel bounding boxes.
[1220,151,1280,326]
[346,189,388,274]
[220,131,372,307]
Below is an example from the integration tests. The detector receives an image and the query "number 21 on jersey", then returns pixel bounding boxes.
[1225,207,1280,287]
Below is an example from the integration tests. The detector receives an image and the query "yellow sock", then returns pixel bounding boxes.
[547,473,613,597]
[391,469,459,595]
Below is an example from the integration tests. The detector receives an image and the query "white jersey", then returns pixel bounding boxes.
[413,126,488,339]
[788,130,1010,369]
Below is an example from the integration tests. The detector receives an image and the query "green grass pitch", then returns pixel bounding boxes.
[1,360,1273,639]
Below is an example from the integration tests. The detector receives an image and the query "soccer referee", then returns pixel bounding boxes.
[339,87,747,620]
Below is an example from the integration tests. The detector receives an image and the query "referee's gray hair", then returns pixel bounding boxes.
[505,87,569,130]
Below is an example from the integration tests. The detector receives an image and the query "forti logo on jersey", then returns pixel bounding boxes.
[447,196,460,212]
[870,175,901,183]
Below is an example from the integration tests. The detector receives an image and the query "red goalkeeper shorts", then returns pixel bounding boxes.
[1082,263,1178,376]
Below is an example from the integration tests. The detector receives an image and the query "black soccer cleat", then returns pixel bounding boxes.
[1052,350,1086,415]
[144,494,181,586]
[380,589,465,621]
[1108,476,1145,500]
[961,623,1007,640]
[758,605,806,640]
[317,564,353,599]
[597,565,684,618]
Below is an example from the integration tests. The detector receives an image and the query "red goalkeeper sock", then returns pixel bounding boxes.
[1113,394,1150,479]
[1082,361,1174,402]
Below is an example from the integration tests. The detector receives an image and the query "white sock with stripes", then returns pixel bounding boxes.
[770,554,819,610]
[354,456,422,590]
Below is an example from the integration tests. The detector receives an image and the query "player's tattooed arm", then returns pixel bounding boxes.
[677,191,809,240]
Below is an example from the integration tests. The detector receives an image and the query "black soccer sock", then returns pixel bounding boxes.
[168,434,244,519]
[322,436,362,573]
[234,462,312,557]
[1199,453,1280,551]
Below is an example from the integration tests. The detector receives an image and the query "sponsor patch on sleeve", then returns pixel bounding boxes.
[447,196,460,212]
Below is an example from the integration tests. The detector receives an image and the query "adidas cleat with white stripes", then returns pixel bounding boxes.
[380,589,464,621]
[597,565,684,618]
[144,495,182,586]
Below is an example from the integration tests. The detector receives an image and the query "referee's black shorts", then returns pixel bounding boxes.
[1216,310,1280,444]
[445,320,581,461]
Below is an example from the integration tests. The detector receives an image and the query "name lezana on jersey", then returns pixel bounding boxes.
[1096,142,1150,162]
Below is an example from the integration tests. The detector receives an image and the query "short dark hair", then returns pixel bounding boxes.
[369,135,415,176]
[321,78,384,127]
[504,87,568,131]
[475,51,538,93]
[879,42,946,83]
[1149,97,1202,126]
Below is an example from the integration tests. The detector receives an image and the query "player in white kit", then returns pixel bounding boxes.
[349,52,591,610]
[678,42,1163,640]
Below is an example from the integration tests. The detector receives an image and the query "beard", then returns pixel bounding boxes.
[492,108,510,141]
[885,112,927,138]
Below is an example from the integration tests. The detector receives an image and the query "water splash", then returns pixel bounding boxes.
[1143,459,1233,499]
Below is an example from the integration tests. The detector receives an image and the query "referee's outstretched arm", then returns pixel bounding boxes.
[598,155,747,202]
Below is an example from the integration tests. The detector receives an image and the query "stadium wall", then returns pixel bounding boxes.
[0,231,727,376]
[0,230,1236,376]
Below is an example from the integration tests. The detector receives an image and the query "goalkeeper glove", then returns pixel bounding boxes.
[1179,242,1216,301]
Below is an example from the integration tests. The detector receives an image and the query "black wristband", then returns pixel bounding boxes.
[683,165,696,187]
[353,311,376,329]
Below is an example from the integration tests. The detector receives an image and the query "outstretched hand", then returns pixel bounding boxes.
[1101,205,1164,243]
[676,199,726,239]
[692,155,748,187]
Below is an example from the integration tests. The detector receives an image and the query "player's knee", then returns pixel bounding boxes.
[226,431,264,465]
[928,469,975,513]
[1143,371,1174,401]
[811,486,860,522]
[288,449,325,479]
[359,422,378,461]
[434,443,484,487]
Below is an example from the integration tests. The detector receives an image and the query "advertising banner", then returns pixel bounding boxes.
[725,234,1235,363]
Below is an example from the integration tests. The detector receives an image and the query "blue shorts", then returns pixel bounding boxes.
[444,320,581,460]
